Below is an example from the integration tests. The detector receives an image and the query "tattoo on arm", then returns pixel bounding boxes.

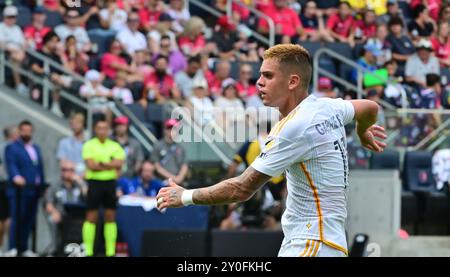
[192,167,271,205]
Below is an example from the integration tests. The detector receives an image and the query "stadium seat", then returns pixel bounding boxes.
[141,230,208,257]
[126,103,147,122]
[318,56,337,77]
[211,229,283,257]
[403,151,436,192]
[43,9,64,27]
[370,149,400,170]
[401,191,418,235]
[15,5,32,28]
[298,41,321,58]
[418,191,450,235]
[327,42,353,60]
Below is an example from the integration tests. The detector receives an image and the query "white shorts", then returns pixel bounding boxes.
[278,238,347,257]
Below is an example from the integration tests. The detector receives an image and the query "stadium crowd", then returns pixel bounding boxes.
[0,0,449,256]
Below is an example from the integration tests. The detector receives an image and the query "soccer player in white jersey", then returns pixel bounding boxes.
[156,44,387,257]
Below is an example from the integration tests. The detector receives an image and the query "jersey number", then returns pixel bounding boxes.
[333,137,348,187]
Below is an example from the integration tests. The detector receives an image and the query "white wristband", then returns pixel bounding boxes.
[181,189,195,206]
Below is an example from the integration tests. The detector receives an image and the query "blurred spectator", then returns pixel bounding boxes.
[64,35,89,75]
[178,16,206,57]
[351,43,381,83]
[299,0,333,42]
[29,31,72,116]
[100,39,133,81]
[44,160,87,256]
[405,39,440,89]
[187,77,215,127]
[0,6,27,95]
[326,1,356,46]
[130,50,153,83]
[138,0,166,33]
[410,0,442,22]
[432,146,450,191]
[99,0,128,32]
[82,119,125,257]
[112,71,134,104]
[236,63,257,100]
[5,121,45,257]
[151,119,188,186]
[208,60,232,97]
[142,55,181,104]
[431,21,450,67]
[55,10,92,53]
[79,69,113,123]
[57,113,87,177]
[383,59,408,107]
[314,76,337,98]
[416,73,442,109]
[439,3,450,23]
[408,4,436,41]
[210,15,242,61]
[116,11,148,56]
[0,125,17,256]
[152,35,186,75]
[214,79,245,129]
[257,0,303,43]
[116,0,145,12]
[167,0,190,34]
[386,17,416,67]
[117,161,165,198]
[148,13,177,54]
[24,6,51,50]
[174,55,204,99]
[366,24,392,66]
[354,9,378,44]
[111,116,144,178]
[74,0,101,30]
[378,0,406,27]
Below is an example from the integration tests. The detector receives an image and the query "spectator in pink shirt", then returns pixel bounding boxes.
[354,9,378,44]
[431,21,450,67]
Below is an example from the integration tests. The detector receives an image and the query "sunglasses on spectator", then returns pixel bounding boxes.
[61,168,75,172]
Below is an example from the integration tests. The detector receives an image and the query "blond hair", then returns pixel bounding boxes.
[69,112,85,123]
[263,44,312,91]
[183,16,205,38]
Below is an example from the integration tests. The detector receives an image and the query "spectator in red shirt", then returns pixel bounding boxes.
[138,0,165,33]
[208,60,232,98]
[354,9,378,44]
[431,21,450,67]
[258,0,303,43]
[411,0,441,22]
[178,17,207,57]
[236,63,257,100]
[143,55,181,104]
[326,1,356,47]
[24,7,51,50]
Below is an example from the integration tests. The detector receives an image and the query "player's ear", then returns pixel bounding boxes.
[288,74,301,90]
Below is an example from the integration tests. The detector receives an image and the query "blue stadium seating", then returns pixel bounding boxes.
[370,149,400,170]
[403,151,436,192]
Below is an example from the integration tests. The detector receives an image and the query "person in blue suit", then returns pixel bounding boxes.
[4,120,45,257]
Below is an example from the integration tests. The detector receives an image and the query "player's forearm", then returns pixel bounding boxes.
[350,99,379,135]
[192,177,253,205]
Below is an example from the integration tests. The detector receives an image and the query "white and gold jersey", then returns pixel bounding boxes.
[251,94,355,256]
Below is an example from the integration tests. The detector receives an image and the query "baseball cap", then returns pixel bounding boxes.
[221,78,236,89]
[217,15,236,31]
[364,43,383,57]
[318,77,332,90]
[85,69,101,81]
[159,13,173,22]
[164,119,179,129]
[416,38,433,51]
[114,116,129,125]
[192,77,208,89]
[33,6,46,14]
[3,6,18,17]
